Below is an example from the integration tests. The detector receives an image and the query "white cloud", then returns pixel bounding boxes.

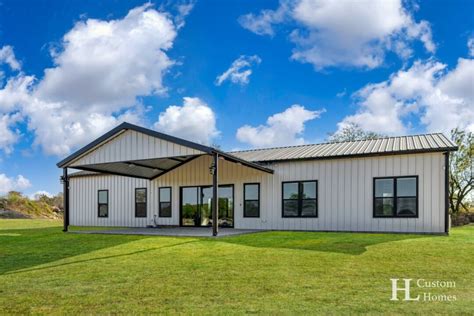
[238,2,289,36]
[240,0,435,70]
[174,1,195,29]
[31,190,54,199]
[338,58,474,134]
[0,46,20,71]
[236,104,325,147]
[0,4,182,156]
[468,37,474,57]
[154,97,219,145]
[0,113,21,154]
[215,55,261,86]
[0,174,31,194]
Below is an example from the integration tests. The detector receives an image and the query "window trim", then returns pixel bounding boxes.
[98,189,109,218]
[243,183,260,218]
[135,187,147,218]
[158,186,172,218]
[281,180,318,218]
[373,176,419,218]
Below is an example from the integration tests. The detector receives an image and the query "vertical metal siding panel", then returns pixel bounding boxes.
[371,158,379,232]
[358,159,365,231]
[415,154,424,233]
[432,154,440,232]
[439,154,445,233]
[336,160,344,231]
[393,156,402,232]
[343,159,351,231]
[318,160,326,230]
[407,155,417,232]
[350,159,358,231]
[423,155,432,233]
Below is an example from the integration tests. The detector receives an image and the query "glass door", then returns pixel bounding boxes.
[180,185,234,227]
[181,187,200,226]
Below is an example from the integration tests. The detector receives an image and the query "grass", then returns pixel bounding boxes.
[0,219,473,314]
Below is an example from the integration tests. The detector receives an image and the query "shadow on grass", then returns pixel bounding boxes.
[219,231,432,255]
[0,226,150,274]
[5,240,197,275]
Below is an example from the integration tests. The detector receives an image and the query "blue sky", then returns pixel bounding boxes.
[0,0,473,196]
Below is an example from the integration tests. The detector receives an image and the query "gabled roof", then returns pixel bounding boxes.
[230,133,457,163]
[57,122,273,175]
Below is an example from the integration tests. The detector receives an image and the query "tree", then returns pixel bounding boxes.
[449,128,473,214]
[327,123,382,142]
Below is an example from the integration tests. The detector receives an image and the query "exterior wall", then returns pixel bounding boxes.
[69,130,204,167]
[69,152,446,233]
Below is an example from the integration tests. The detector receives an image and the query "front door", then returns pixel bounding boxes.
[180,185,234,227]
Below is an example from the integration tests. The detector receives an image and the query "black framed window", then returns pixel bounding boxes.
[159,187,172,217]
[282,181,317,217]
[374,176,418,218]
[243,183,260,217]
[98,190,108,218]
[135,188,147,218]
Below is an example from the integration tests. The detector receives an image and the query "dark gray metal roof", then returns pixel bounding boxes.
[230,133,457,163]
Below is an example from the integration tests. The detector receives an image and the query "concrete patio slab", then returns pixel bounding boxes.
[70,227,261,237]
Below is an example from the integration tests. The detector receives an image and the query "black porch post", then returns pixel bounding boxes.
[62,168,69,232]
[212,152,219,236]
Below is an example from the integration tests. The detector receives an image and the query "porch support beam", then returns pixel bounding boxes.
[62,168,69,232]
[212,152,219,236]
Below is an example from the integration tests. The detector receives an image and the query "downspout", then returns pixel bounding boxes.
[62,168,69,232]
[444,152,450,235]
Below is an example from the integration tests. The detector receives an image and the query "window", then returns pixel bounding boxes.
[282,181,317,217]
[374,176,418,217]
[159,187,172,217]
[135,188,147,217]
[244,183,260,217]
[98,190,108,218]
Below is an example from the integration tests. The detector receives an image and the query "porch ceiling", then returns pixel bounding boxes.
[73,154,201,180]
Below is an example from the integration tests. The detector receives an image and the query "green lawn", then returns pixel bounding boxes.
[0,220,473,314]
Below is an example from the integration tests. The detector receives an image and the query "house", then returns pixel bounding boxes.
[57,122,457,235]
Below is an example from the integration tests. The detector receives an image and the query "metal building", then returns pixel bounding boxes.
[58,122,457,235]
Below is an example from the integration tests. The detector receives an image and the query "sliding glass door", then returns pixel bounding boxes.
[180,185,234,227]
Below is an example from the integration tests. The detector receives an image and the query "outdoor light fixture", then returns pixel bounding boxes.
[209,162,216,175]
[60,175,66,184]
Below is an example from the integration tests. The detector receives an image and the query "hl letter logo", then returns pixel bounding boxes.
[390,279,420,301]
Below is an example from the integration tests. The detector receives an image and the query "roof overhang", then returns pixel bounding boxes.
[58,122,273,178]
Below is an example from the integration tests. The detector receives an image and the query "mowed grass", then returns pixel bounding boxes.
[0,220,473,314]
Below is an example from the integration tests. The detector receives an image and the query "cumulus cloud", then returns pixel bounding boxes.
[0,174,31,194]
[240,0,435,70]
[338,58,474,134]
[0,4,184,155]
[0,46,20,71]
[0,113,21,154]
[154,97,219,144]
[236,104,325,147]
[215,55,261,86]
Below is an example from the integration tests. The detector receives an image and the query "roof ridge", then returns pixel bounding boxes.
[227,132,447,154]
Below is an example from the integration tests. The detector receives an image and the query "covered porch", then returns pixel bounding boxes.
[58,123,273,236]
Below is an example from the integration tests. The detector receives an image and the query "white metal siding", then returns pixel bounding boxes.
[69,152,446,233]
[69,130,204,167]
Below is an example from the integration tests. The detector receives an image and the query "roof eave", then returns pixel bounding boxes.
[246,147,458,164]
